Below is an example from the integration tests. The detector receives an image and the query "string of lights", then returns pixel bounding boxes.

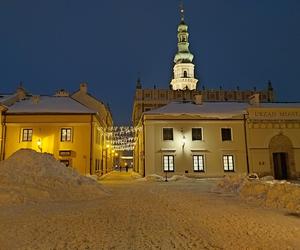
[106,126,135,151]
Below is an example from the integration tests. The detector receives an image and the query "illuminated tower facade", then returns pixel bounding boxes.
[170,5,198,90]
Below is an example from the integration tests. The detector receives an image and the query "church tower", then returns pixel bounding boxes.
[170,4,198,90]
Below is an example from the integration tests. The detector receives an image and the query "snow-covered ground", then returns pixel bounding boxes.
[1,169,300,249]
[0,151,299,249]
[215,174,300,213]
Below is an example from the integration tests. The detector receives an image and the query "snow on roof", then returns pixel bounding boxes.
[145,102,249,119]
[256,102,300,108]
[7,96,97,114]
[0,94,15,104]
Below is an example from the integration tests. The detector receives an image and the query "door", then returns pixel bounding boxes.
[273,153,288,180]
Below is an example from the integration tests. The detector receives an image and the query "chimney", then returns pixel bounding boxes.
[32,95,40,104]
[249,93,260,106]
[80,82,88,93]
[194,94,203,105]
[55,89,69,97]
[16,84,26,100]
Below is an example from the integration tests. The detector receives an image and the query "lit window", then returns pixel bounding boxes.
[22,129,33,142]
[221,128,232,141]
[223,155,234,172]
[163,155,174,172]
[192,128,202,141]
[193,155,205,172]
[163,128,173,141]
[61,128,72,142]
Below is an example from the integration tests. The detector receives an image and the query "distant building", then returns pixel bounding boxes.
[132,8,275,126]
[0,83,114,176]
[134,97,300,179]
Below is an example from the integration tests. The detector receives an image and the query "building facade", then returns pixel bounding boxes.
[134,100,300,179]
[0,84,114,176]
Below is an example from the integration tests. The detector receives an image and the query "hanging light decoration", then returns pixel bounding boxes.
[106,126,135,151]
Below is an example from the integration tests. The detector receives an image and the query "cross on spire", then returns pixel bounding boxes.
[179,1,185,22]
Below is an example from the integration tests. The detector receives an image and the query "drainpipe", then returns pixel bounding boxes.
[89,114,93,175]
[243,114,250,174]
[0,114,7,160]
[142,118,146,177]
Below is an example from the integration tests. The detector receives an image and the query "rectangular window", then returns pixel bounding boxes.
[223,155,235,172]
[22,129,33,142]
[192,128,202,141]
[163,155,174,172]
[221,128,232,141]
[163,128,173,140]
[61,128,72,142]
[193,155,205,172]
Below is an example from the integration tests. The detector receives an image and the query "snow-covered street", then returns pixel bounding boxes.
[0,171,300,249]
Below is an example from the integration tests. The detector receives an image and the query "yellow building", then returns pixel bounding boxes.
[134,97,300,179]
[247,104,300,179]
[2,86,114,176]
[72,83,114,173]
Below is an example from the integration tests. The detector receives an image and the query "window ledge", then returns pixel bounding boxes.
[190,149,209,152]
[160,148,176,152]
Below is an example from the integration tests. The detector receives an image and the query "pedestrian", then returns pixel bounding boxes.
[119,165,122,172]
[125,164,128,172]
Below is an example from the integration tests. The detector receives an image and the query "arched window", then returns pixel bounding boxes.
[183,71,188,78]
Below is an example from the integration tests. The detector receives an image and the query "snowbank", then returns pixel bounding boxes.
[215,174,300,213]
[137,174,192,182]
[0,149,107,205]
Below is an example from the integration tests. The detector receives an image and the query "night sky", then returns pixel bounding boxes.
[1,0,300,125]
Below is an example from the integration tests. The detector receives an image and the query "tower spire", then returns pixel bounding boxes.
[170,2,198,91]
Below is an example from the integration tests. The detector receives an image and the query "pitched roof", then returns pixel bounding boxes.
[7,96,96,114]
[145,101,300,119]
[145,102,248,119]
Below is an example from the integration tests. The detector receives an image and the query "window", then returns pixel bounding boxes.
[192,128,202,141]
[163,128,173,140]
[61,128,72,142]
[221,128,232,141]
[193,155,205,172]
[183,71,188,78]
[223,155,234,172]
[22,129,33,142]
[163,155,174,172]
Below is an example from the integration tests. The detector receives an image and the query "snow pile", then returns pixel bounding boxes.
[0,149,107,205]
[214,174,248,193]
[137,174,192,182]
[168,175,191,181]
[136,174,165,182]
[215,174,300,213]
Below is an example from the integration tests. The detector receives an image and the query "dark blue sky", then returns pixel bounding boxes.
[1,0,300,125]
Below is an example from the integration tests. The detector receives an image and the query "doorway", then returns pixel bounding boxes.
[273,152,288,180]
